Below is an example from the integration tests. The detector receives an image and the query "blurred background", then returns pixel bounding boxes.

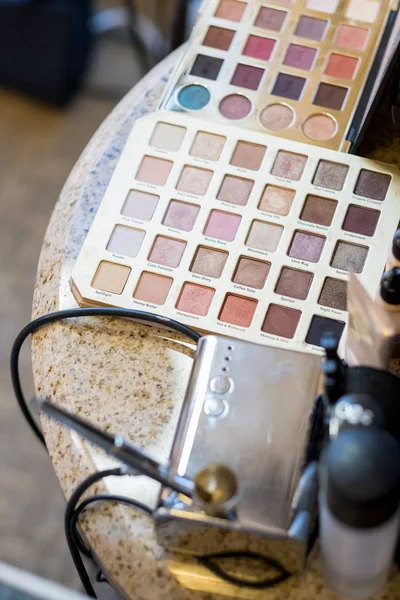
[0,0,200,589]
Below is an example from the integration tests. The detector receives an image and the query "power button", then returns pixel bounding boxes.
[209,375,232,394]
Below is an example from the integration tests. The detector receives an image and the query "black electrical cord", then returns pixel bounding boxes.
[198,551,291,589]
[67,469,291,596]
[64,466,154,598]
[10,307,201,446]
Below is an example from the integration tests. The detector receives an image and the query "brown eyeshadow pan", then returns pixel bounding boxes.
[342,205,380,237]
[191,246,228,278]
[300,195,337,226]
[202,26,236,51]
[318,277,348,311]
[275,267,313,300]
[230,141,266,170]
[233,257,271,289]
[262,304,301,339]
[354,170,391,201]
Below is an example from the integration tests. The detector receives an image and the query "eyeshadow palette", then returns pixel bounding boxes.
[161,0,398,151]
[71,111,400,355]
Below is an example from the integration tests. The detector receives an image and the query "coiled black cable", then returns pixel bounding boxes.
[10,307,201,445]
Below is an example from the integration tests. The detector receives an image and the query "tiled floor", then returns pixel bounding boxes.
[0,28,138,590]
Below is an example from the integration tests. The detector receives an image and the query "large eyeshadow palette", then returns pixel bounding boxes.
[161,0,396,151]
[71,111,400,355]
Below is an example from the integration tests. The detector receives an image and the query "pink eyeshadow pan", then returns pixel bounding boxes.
[218,175,254,206]
[134,272,172,305]
[148,236,186,267]
[176,282,215,316]
[204,210,241,241]
[136,156,173,186]
[219,294,258,328]
[336,25,369,51]
[289,231,325,262]
[283,44,317,71]
[162,200,200,231]
[243,35,276,61]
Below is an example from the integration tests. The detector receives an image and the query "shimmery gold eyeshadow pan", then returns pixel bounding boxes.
[160,0,399,151]
[71,111,400,356]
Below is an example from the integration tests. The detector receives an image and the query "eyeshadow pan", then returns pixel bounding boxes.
[313,160,349,191]
[121,190,159,221]
[259,185,295,216]
[275,267,313,300]
[283,44,317,71]
[300,195,337,226]
[243,35,276,61]
[150,122,186,152]
[246,220,283,252]
[231,64,265,91]
[190,132,226,161]
[162,200,200,231]
[219,294,258,327]
[203,26,235,51]
[342,205,380,237]
[255,7,287,32]
[306,0,339,13]
[230,141,266,171]
[345,0,379,23]
[219,94,252,120]
[218,175,254,206]
[303,114,337,142]
[336,25,369,51]
[148,236,186,268]
[233,257,270,289]
[92,261,130,295]
[325,53,358,80]
[107,225,145,258]
[260,104,294,131]
[190,54,224,80]
[331,241,368,273]
[178,85,211,110]
[306,315,345,347]
[136,156,173,186]
[313,83,348,110]
[289,231,325,262]
[215,0,247,22]
[294,16,327,41]
[204,210,241,241]
[262,304,301,338]
[271,73,306,101]
[134,272,172,305]
[191,246,228,278]
[354,170,391,201]
[319,277,348,311]
[271,151,307,180]
[177,165,213,196]
[176,282,215,316]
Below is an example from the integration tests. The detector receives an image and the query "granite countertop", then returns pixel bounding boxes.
[32,48,400,600]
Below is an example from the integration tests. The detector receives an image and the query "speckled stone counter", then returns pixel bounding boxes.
[32,48,400,600]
